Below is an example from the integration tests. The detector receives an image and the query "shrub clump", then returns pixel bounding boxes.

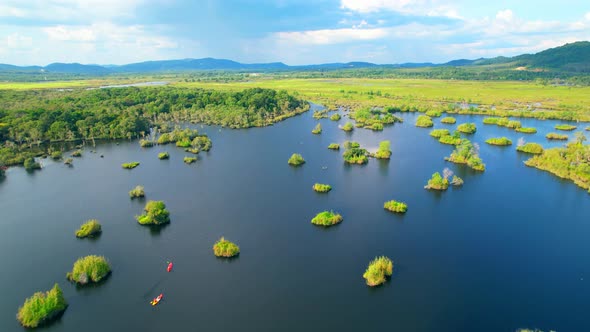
[212,237,240,258]
[457,123,477,134]
[373,140,392,159]
[440,117,456,124]
[311,211,343,227]
[71,150,82,157]
[383,200,407,213]
[24,157,41,171]
[439,131,462,145]
[517,143,544,154]
[415,115,433,128]
[136,200,170,225]
[445,139,485,171]
[451,175,464,186]
[555,124,577,131]
[425,110,442,117]
[63,158,73,166]
[311,123,322,134]
[75,220,102,238]
[363,256,393,287]
[425,172,450,190]
[16,284,67,328]
[341,122,354,132]
[486,137,512,146]
[288,153,305,166]
[546,133,568,140]
[516,127,537,134]
[328,143,340,150]
[129,185,145,199]
[158,152,169,160]
[122,162,140,169]
[343,141,368,164]
[330,113,341,121]
[184,156,197,164]
[66,255,111,285]
[313,183,332,193]
[429,129,451,138]
[50,151,63,160]
[139,139,154,148]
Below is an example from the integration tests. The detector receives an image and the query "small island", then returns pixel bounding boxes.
[158,152,169,160]
[311,211,343,227]
[441,117,456,124]
[343,141,368,164]
[330,113,341,121]
[136,200,170,225]
[341,122,354,132]
[71,150,82,157]
[439,131,462,145]
[24,157,41,172]
[313,183,332,193]
[64,158,73,166]
[429,129,451,138]
[328,143,340,150]
[451,175,464,186]
[185,148,200,154]
[66,255,111,285]
[457,123,477,134]
[139,139,154,148]
[515,127,537,134]
[122,161,140,169]
[288,153,305,166]
[50,151,62,160]
[425,110,441,117]
[184,156,197,164]
[445,139,485,171]
[546,133,568,140]
[517,142,544,154]
[129,185,145,199]
[555,124,577,131]
[370,122,384,131]
[373,140,392,159]
[75,219,102,238]
[424,172,450,190]
[213,237,240,258]
[415,115,434,128]
[363,256,393,287]
[486,137,512,146]
[17,284,67,328]
[312,123,322,134]
[383,200,407,213]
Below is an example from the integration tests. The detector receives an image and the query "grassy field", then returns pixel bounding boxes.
[3,76,590,118]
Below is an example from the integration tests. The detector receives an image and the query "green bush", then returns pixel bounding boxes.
[429,129,451,138]
[425,110,442,117]
[555,124,577,131]
[373,140,391,159]
[24,157,41,171]
[425,172,449,190]
[506,120,522,129]
[176,139,191,148]
[546,133,568,140]
[64,158,73,166]
[136,200,170,225]
[66,255,111,285]
[516,127,537,134]
[445,139,485,171]
[17,284,67,328]
[363,256,393,287]
[370,122,384,131]
[328,143,340,150]
[158,152,169,160]
[341,122,354,132]
[517,143,544,154]
[185,148,200,154]
[191,136,212,151]
[486,137,512,146]
[311,211,343,227]
[415,115,433,127]
[483,117,501,125]
[75,220,102,238]
[50,151,62,160]
[312,123,322,134]
[139,139,154,148]
[383,200,407,213]
[288,153,305,166]
[330,113,341,121]
[122,162,140,169]
[213,237,240,257]
[71,150,82,157]
[129,185,145,199]
[457,123,477,134]
[183,156,197,164]
[439,131,462,145]
[313,183,332,193]
[451,175,464,186]
[440,117,456,124]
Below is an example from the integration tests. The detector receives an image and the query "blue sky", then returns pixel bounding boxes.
[1,0,589,65]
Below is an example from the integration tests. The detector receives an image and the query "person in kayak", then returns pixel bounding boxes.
[150,294,163,306]
[167,261,173,272]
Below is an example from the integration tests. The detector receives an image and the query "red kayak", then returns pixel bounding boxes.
[167,262,173,272]
[150,294,163,306]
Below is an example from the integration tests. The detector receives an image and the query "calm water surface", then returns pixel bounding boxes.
[1,106,589,332]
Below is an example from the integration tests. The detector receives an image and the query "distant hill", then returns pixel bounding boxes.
[1,41,589,76]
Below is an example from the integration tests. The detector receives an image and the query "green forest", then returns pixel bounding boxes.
[0,87,308,165]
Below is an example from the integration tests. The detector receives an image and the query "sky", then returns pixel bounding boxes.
[0,0,589,66]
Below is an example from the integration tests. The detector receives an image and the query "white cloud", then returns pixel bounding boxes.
[275,27,388,45]
[495,9,514,21]
[43,26,96,42]
[585,12,590,21]
[340,0,461,18]
[0,0,144,21]
[5,33,33,49]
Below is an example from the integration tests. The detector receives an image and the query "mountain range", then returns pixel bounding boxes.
[1,41,589,75]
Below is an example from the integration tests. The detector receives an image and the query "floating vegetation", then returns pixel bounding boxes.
[288,153,305,166]
[341,122,354,132]
[312,123,322,134]
[158,152,169,160]
[445,140,485,171]
[546,133,568,140]
[313,183,332,193]
[75,219,102,238]
[122,162,140,169]
[415,115,433,128]
[311,211,343,227]
[555,124,577,131]
[183,156,197,164]
[515,127,537,134]
[213,237,240,258]
[373,140,392,159]
[486,137,512,146]
[425,172,449,191]
[64,158,73,166]
[517,143,544,154]
[71,150,82,157]
[363,256,393,287]
[17,284,67,328]
[139,139,154,148]
[429,129,451,138]
[129,185,145,199]
[343,141,368,164]
[457,123,477,134]
[328,143,340,150]
[440,117,457,124]
[136,200,170,225]
[330,113,341,121]
[66,255,111,285]
[50,151,62,160]
[383,200,407,213]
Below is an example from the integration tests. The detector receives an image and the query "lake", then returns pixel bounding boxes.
[1,105,589,332]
